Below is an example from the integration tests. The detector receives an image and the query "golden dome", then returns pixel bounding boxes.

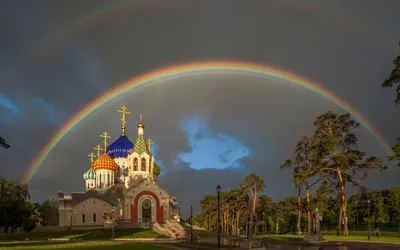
[92,153,118,171]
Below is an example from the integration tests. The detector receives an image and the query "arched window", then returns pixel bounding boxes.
[82,214,86,223]
[93,213,97,223]
[141,158,146,171]
[99,174,102,189]
[107,173,110,186]
[134,158,138,171]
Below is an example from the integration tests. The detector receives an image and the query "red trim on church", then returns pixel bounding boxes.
[131,191,164,223]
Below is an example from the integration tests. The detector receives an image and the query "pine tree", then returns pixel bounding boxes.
[0,136,10,149]
[281,133,321,234]
[312,111,384,236]
[382,41,400,105]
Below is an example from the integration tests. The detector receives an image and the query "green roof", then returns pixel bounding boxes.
[153,163,161,176]
[132,134,149,155]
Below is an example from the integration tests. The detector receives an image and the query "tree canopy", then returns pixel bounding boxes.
[0,136,10,149]
[0,176,36,232]
[382,42,400,105]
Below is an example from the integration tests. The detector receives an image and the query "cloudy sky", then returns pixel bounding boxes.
[0,0,399,216]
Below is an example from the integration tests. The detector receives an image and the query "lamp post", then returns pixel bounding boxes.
[216,185,221,249]
[111,206,115,241]
[190,206,193,243]
[367,200,371,240]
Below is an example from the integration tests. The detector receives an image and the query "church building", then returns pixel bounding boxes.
[58,105,180,228]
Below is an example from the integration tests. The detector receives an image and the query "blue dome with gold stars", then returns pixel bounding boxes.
[106,135,134,158]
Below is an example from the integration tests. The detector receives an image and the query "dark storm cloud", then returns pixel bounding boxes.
[0,0,399,215]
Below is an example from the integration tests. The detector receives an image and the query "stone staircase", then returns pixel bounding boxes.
[152,219,199,241]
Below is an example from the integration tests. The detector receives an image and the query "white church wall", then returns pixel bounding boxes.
[72,198,113,226]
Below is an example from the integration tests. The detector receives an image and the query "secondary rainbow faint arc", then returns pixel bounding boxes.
[22,61,391,184]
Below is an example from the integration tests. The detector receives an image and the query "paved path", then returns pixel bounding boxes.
[152,243,202,250]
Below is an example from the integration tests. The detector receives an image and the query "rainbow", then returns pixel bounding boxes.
[3,0,396,91]
[22,61,391,184]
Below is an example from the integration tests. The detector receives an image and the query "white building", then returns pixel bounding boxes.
[58,105,179,228]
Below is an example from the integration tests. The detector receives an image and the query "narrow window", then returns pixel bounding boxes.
[141,158,146,171]
[93,213,97,223]
[107,173,110,186]
[134,158,138,171]
[82,214,86,223]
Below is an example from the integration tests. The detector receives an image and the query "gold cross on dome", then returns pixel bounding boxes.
[117,105,131,135]
[100,132,111,149]
[88,152,95,164]
[94,145,103,158]
[147,138,154,151]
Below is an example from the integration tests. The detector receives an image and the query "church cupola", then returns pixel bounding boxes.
[127,114,160,180]
[93,132,118,190]
[83,152,96,191]
[106,105,134,159]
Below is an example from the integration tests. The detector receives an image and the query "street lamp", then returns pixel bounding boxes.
[367,200,371,240]
[111,206,115,241]
[190,206,193,243]
[216,185,222,249]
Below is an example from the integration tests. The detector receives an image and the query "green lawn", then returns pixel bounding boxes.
[0,242,173,250]
[0,228,168,241]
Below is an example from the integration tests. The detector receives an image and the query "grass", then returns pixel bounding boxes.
[180,241,237,249]
[0,242,173,250]
[198,230,400,244]
[0,228,168,241]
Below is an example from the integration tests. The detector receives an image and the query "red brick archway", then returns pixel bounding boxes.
[131,191,164,223]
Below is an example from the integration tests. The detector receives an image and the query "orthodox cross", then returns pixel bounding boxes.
[88,152,95,164]
[94,145,103,158]
[147,138,154,151]
[117,104,131,135]
[139,113,143,123]
[100,132,111,149]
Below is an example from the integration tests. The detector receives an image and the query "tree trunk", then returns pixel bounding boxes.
[337,205,342,236]
[305,182,311,234]
[297,186,302,235]
[337,170,348,236]
[253,188,258,213]
[236,211,241,236]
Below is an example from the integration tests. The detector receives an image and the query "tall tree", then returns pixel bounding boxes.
[381,41,400,105]
[281,133,320,234]
[388,137,400,168]
[228,188,249,235]
[312,111,384,236]
[39,199,59,226]
[241,174,265,214]
[256,194,275,234]
[0,176,35,232]
[0,136,10,149]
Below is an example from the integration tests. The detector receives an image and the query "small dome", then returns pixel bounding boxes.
[123,167,129,176]
[92,153,118,171]
[106,135,134,158]
[83,168,96,180]
[153,162,161,176]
